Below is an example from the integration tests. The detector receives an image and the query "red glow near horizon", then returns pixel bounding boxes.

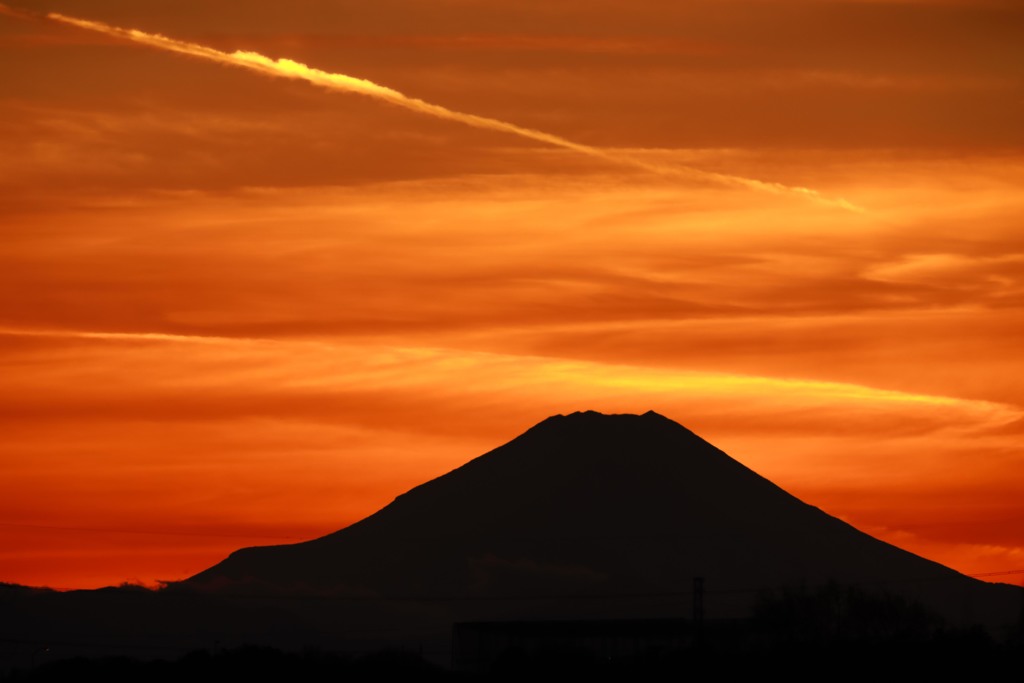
[1,0,1023,590]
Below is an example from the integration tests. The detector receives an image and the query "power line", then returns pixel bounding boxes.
[968,569,1024,578]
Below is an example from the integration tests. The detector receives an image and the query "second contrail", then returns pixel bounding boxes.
[13,5,860,210]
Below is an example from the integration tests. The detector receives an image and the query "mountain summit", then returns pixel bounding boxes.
[188,411,1017,629]
[4,412,1018,668]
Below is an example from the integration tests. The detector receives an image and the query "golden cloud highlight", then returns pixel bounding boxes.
[2,325,1016,429]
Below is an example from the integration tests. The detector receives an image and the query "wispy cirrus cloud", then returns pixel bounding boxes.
[28,9,860,210]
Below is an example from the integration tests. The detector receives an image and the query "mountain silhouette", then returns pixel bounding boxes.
[188,411,1019,630]
[3,411,1021,673]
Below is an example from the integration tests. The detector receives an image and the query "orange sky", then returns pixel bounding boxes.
[1,0,1023,590]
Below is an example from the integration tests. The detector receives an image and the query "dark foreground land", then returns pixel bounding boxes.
[3,638,1022,682]
[4,578,1023,681]
[4,574,1022,681]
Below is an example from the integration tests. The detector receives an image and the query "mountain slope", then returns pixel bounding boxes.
[188,411,1018,628]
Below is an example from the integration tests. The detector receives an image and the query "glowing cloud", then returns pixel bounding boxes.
[2,324,1016,428]
[28,8,861,211]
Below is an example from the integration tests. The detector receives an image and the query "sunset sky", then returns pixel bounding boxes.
[1,0,1022,590]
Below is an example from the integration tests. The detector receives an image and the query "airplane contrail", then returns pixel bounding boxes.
[5,4,861,211]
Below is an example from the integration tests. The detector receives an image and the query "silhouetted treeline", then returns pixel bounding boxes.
[476,583,1024,679]
[730,582,1021,678]
[753,581,944,643]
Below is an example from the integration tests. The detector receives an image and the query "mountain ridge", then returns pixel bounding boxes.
[2,411,1019,671]
[186,410,1012,631]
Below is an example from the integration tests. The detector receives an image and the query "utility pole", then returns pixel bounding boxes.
[693,576,705,649]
